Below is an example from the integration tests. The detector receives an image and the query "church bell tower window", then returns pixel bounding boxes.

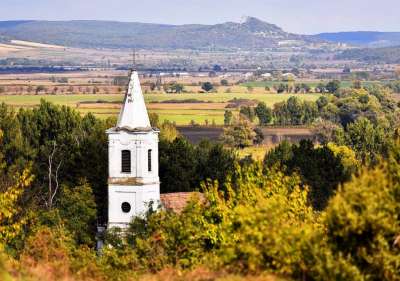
[121,150,131,173]
[148,149,152,172]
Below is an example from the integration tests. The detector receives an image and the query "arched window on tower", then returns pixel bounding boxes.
[121,150,131,173]
[148,149,152,172]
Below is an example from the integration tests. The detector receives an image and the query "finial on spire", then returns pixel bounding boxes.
[132,49,137,71]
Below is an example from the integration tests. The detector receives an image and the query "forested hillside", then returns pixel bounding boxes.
[0,18,314,50]
[316,31,400,47]
[336,45,400,63]
[2,19,400,51]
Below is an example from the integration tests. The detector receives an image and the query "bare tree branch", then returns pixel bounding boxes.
[47,141,62,209]
[50,160,62,207]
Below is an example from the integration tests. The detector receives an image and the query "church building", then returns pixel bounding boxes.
[106,70,160,229]
[105,69,203,230]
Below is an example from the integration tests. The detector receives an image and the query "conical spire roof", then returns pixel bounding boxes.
[116,71,151,131]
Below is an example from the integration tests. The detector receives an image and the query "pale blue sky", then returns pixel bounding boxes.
[0,0,399,34]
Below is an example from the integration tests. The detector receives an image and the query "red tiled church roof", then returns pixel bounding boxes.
[160,192,204,213]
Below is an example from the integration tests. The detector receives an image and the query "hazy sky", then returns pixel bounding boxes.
[1,0,399,34]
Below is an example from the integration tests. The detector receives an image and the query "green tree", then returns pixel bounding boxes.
[220,79,229,86]
[254,102,272,126]
[253,127,264,145]
[159,138,238,193]
[201,82,214,92]
[276,83,287,93]
[35,85,46,95]
[112,163,317,276]
[326,80,341,93]
[316,96,329,110]
[312,119,345,144]
[302,101,318,124]
[290,140,351,210]
[149,112,160,127]
[195,140,237,189]
[286,96,304,125]
[164,82,184,93]
[159,138,198,193]
[319,158,400,280]
[221,117,256,148]
[159,120,179,142]
[344,117,389,163]
[58,180,97,245]
[316,82,327,93]
[0,169,33,253]
[224,110,233,126]
[264,140,354,210]
[327,142,360,177]
[263,140,293,170]
[0,101,109,223]
[352,80,362,89]
[239,106,256,122]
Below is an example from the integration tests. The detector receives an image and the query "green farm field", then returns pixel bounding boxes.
[0,92,321,125]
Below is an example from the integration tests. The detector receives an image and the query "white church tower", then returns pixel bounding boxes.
[106,70,160,229]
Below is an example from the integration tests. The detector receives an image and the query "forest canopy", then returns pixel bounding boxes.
[0,82,400,280]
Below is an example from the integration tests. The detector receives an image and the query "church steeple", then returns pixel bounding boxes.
[116,71,151,131]
[106,67,160,230]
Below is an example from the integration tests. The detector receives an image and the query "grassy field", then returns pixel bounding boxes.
[0,92,321,125]
[0,93,320,106]
[237,146,273,161]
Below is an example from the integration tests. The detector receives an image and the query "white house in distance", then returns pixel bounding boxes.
[261,72,272,79]
[106,70,160,229]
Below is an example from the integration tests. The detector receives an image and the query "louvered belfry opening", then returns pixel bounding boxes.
[121,150,131,173]
[148,149,152,172]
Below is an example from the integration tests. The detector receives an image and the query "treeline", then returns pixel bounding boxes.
[0,101,111,225]
[221,84,399,150]
[0,84,121,95]
[229,84,399,127]
[0,66,84,74]
[105,148,400,280]
[106,84,400,279]
[336,45,400,64]
[0,101,237,226]
[270,79,340,94]
[0,89,400,280]
[2,140,399,280]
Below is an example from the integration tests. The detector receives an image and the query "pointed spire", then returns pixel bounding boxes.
[116,71,151,130]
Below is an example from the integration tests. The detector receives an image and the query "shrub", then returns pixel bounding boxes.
[299,159,400,280]
[107,163,318,277]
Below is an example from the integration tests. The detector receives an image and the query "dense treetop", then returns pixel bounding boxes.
[0,83,400,280]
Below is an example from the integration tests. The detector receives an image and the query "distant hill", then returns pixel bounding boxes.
[0,17,317,50]
[336,45,400,64]
[316,31,400,47]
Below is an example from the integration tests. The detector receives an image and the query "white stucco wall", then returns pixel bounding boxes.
[108,130,159,182]
[107,129,160,229]
[108,184,160,229]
